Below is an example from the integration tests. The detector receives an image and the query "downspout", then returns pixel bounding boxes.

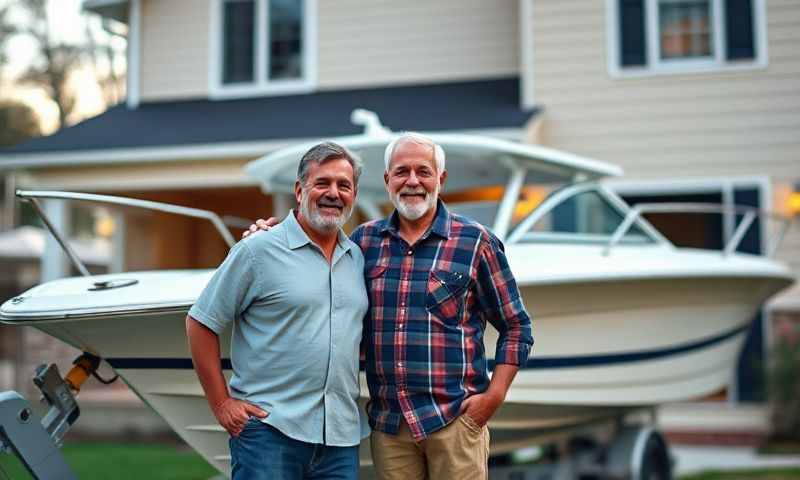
[126,0,141,109]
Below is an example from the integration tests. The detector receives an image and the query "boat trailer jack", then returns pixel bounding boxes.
[0,353,103,479]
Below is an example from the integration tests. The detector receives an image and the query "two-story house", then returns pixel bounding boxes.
[0,0,797,442]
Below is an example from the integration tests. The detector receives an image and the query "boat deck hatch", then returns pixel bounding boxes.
[88,279,139,291]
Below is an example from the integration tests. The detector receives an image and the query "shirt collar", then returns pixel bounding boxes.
[286,210,353,255]
[285,210,311,250]
[380,198,452,240]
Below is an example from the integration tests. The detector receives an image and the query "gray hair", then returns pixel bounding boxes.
[297,141,363,187]
[384,132,446,173]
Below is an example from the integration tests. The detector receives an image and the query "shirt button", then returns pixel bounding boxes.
[407,250,413,255]
[397,362,404,368]
[397,323,403,330]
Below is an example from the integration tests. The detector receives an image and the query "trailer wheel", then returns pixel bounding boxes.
[636,430,672,480]
[605,425,673,480]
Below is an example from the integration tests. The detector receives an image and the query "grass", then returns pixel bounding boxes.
[680,468,800,480]
[0,442,218,480]
[2,442,799,479]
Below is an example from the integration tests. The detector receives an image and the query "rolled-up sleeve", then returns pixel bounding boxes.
[188,240,259,334]
[475,234,533,366]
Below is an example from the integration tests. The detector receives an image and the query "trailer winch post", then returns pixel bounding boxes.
[0,353,106,479]
[0,390,77,479]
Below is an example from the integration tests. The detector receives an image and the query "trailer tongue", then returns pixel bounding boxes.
[0,353,110,479]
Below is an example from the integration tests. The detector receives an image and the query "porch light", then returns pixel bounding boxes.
[789,186,800,216]
[94,214,115,238]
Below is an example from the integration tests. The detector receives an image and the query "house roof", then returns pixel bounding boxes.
[0,77,536,163]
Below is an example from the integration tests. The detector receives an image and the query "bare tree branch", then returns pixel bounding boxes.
[1,0,127,129]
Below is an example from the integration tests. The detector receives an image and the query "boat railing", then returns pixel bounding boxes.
[506,182,671,247]
[604,202,793,258]
[16,190,237,277]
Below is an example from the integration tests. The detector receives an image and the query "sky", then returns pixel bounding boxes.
[2,0,86,76]
[0,0,126,133]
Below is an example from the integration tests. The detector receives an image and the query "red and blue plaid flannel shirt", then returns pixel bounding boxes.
[350,200,533,441]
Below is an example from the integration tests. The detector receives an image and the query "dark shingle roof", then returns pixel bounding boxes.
[0,77,536,156]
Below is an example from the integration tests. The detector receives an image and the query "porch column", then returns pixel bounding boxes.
[40,200,71,282]
[2,174,16,232]
[272,193,293,218]
[110,211,126,273]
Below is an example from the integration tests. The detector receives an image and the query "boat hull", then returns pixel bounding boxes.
[21,271,787,476]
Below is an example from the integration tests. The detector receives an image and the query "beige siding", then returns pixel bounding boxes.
[139,0,210,101]
[136,0,520,99]
[527,0,800,179]
[526,0,800,306]
[317,0,520,89]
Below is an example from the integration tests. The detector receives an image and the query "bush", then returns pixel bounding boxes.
[767,314,800,441]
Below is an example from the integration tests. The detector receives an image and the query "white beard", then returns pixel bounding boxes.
[391,184,439,221]
[299,190,353,233]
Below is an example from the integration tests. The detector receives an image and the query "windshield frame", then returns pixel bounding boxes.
[505,181,670,246]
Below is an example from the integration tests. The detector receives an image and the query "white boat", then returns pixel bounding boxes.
[0,112,794,477]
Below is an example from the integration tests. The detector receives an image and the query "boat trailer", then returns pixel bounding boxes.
[0,353,108,479]
[488,421,674,480]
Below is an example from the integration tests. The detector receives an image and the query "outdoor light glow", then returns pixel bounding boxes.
[440,185,547,221]
[94,215,115,238]
[513,187,547,221]
[789,191,800,216]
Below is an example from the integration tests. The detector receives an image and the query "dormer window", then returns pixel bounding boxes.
[609,0,766,77]
[211,0,316,98]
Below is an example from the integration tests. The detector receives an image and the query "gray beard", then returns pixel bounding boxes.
[299,191,353,233]
[391,186,438,221]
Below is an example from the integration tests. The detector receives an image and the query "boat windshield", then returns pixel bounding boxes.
[441,166,574,230]
[508,184,655,245]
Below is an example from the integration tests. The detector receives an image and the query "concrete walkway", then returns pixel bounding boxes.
[672,446,800,475]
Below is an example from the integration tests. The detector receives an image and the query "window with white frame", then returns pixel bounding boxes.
[611,0,764,75]
[213,0,314,97]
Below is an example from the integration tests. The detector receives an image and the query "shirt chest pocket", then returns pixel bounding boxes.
[426,269,471,324]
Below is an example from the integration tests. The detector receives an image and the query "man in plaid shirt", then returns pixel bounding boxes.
[246,133,533,479]
[350,133,533,479]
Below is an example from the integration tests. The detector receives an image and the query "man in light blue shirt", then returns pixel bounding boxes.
[186,142,369,480]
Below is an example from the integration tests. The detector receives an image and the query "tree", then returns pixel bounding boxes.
[1,0,126,130]
[0,100,41,147]
[12,0,81,128]
[0,3,13,67]
[84,16,126,108]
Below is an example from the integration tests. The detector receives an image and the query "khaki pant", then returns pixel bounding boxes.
[370,414,489,480]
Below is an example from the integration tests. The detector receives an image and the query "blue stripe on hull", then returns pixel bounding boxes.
[106,324,749,371]
[507,323,750,369]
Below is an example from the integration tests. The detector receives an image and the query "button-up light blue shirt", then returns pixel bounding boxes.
[189,211,369,446]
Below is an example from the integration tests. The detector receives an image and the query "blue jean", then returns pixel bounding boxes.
[229,418,359,480]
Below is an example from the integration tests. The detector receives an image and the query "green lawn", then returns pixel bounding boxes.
[680,468,800,480]
[2,443,799,480]
[0,442,218,480]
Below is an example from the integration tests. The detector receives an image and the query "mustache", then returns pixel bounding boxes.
[398,188,428,196]
[317,198,345,208]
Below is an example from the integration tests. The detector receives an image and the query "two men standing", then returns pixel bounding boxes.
[188,133,533,479]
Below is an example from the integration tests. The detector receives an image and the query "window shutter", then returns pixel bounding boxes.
[222,0,256,84]
[619,0,647,67]
[725,0,755,60]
